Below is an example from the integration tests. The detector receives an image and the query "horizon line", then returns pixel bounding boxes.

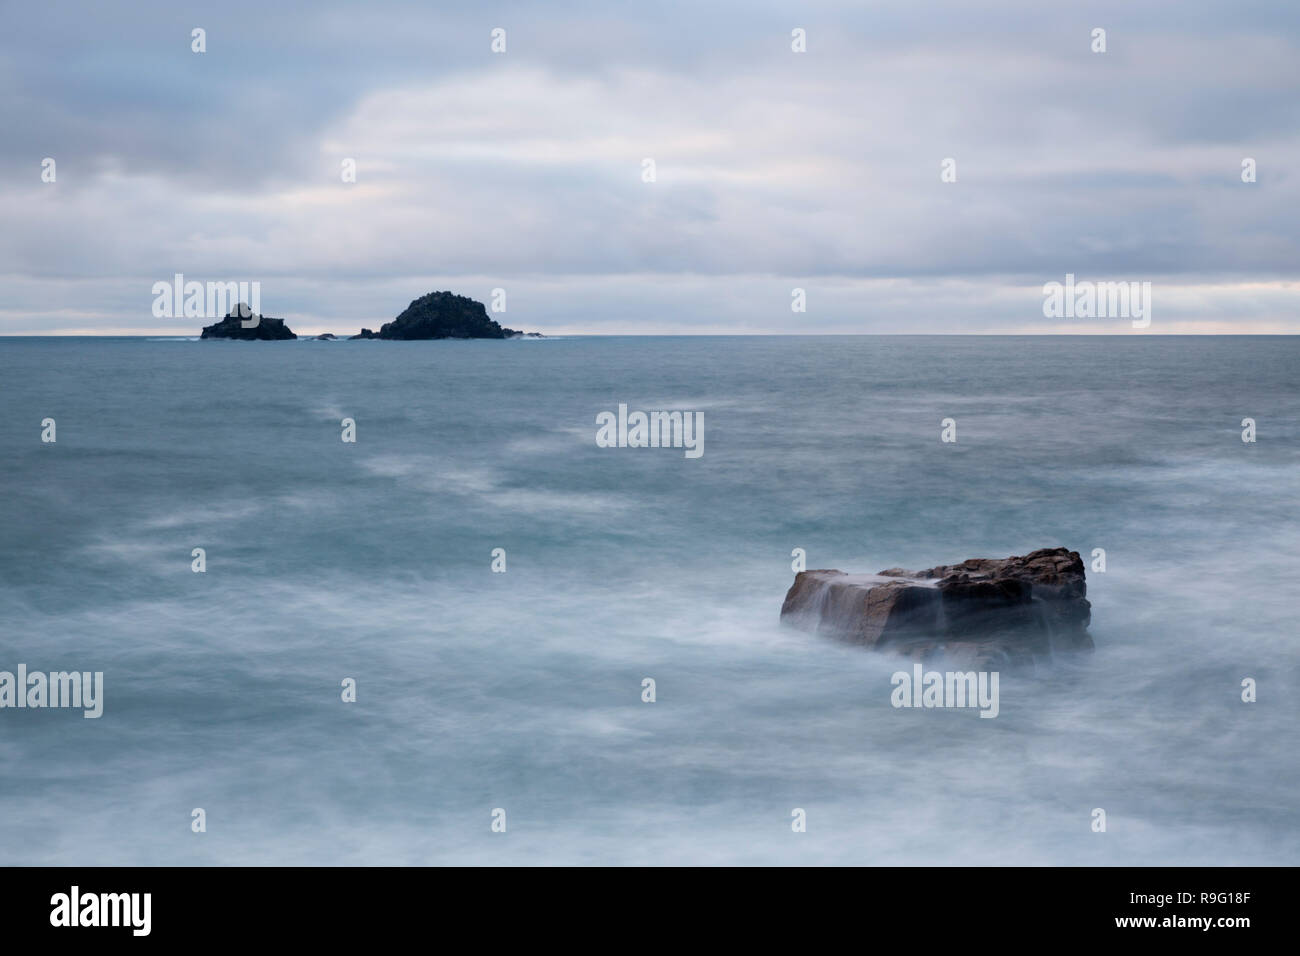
[6,330,1300,338]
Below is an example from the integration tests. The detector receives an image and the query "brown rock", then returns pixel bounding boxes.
[780,548,1093,665]
[781,572,941,647]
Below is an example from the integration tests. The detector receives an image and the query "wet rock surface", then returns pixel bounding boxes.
[781,548,1092,668]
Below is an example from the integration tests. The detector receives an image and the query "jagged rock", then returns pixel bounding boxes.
[372,291,533,339]
[200,307,296,340]
[350,328,378,340]
[781,548,1092,668]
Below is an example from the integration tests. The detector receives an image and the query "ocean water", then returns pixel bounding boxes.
[0,334,1297,865]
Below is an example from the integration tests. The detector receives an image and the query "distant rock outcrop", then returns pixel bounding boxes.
[200,307,297,340]
[200,293,540,340]
[781,547,1092,669]
[369,291,534,339]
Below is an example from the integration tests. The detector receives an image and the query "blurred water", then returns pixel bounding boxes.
[0,334,1296,864]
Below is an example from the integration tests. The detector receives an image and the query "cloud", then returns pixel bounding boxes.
[2,0,1298,332]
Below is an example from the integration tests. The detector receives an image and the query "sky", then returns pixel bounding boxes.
[2,0,1298,334]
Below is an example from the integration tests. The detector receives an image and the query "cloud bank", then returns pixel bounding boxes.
[2,0,1298,333]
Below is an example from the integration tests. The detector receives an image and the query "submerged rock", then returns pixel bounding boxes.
[200,307,296,340]
[781,548,1091,668]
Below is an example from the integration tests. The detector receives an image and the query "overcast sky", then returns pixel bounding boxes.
[3,0,1298,334]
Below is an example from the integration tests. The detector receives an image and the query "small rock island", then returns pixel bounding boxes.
[200,308,297,340]
[781,547,1092,669]
[351,291,536,340]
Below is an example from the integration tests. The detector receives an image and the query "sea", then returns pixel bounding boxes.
[1,334,1296,864]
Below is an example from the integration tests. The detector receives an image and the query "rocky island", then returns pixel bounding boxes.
[350,290,537,340]
[199,292,540,340]
[780,547,1092,669]
[200,308,297,340]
